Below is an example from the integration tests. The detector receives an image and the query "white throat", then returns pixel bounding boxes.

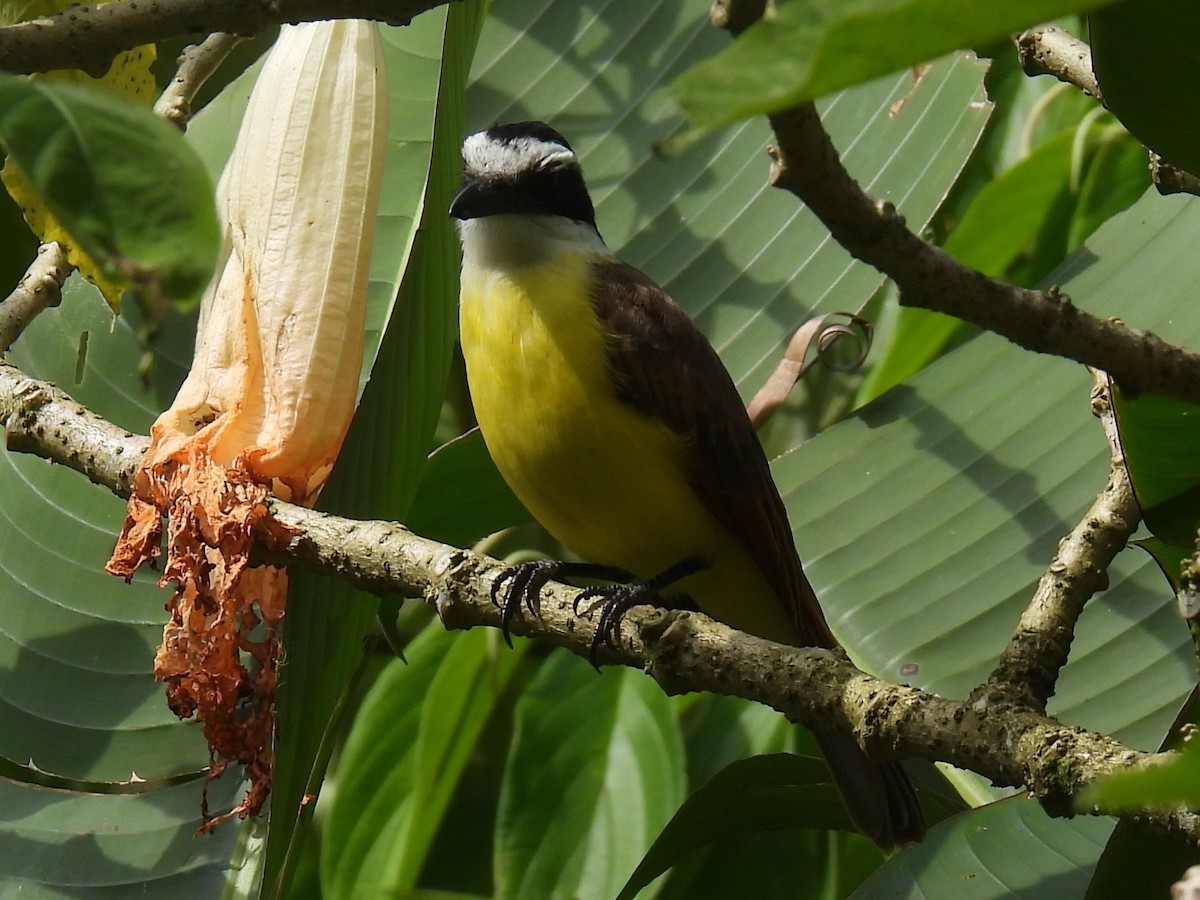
[458,214,612,271]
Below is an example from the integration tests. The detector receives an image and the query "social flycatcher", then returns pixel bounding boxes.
[451,121,924,850]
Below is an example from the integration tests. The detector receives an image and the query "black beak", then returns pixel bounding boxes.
[449,178,516,220]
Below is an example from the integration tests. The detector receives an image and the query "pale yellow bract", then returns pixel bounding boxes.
[154,19,388,505]
[108,20,388,829]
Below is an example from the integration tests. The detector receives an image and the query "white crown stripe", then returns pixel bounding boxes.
[462,133,577,178]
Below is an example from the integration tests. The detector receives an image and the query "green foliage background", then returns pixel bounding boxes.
[0,0,1197,898]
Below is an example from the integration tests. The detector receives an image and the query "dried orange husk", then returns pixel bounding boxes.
[106,20,388,829]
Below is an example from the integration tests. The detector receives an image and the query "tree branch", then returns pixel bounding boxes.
[975,372,1140,712]
[1016,25,1102,100]
[268,488,1194,841]
[763,102,1200,405]
[0,0,452,77]
[0,356,1195,842]
[1150,154,1200,199]
[1016,25,1200,199]
[0,243,71,353]
[154,32,245,129]
[709,3,1200,395]
[271,497,1152,809]
[0,360,148,496]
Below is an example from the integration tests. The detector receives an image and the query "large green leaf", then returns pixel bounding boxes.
[0,774,251,897]
[1111,389,1200,547]
[1090,1,1200,177]
[1067,126,1149,252]
[670,0,1122,129]
[495,650,686,900]
[1106,357,1200,614]
[676,694,796,787]
[653,697,832,895]
[623,752,966,899]
[0,73,218,304]
[942,128,1077,275]
[654,828,882,900]
[857,796,1113,898]
[775,189,1200,879]
[0,281,202,785]
[617,754,861,900]
[1085,818,1200,900]
[321,626,529,898]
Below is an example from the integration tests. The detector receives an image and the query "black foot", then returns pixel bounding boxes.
[491,560,635,646]
[573,555,709,666]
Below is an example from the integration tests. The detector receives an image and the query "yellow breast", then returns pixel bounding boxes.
[458,249,796,643]
[460,252,691,570]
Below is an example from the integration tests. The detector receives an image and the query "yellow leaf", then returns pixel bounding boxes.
[0,0,157,310]
[1,158,127,308]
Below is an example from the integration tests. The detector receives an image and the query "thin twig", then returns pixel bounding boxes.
[1017,26,1200,199]
[0,0,450,77]
[0,243,72,354]
[974,371,1140,713]
[1017,26,1102,100]
[1150,154,1200,199]
[154,33,245,129]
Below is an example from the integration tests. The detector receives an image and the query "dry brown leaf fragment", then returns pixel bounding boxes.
[105,20,388,828]
[746,312,874,428]
[110,443,292,830]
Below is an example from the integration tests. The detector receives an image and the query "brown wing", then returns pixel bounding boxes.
[589,260,836,648]
[591,264,927,849]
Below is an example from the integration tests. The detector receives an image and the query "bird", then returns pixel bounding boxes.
[450,120,925,850]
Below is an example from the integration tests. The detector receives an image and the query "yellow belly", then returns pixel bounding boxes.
[459,253,796,643]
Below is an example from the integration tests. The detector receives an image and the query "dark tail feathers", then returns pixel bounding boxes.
[812,726,925,851]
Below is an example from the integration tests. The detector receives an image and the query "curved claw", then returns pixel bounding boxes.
[572,582,657,668]
[490,558,706,661]
[572,585,604,616]
[576,555,710,667]
[490,559,567,647]
[489,568,517,608]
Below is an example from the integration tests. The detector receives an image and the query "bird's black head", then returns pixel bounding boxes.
[449,121,596,227]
